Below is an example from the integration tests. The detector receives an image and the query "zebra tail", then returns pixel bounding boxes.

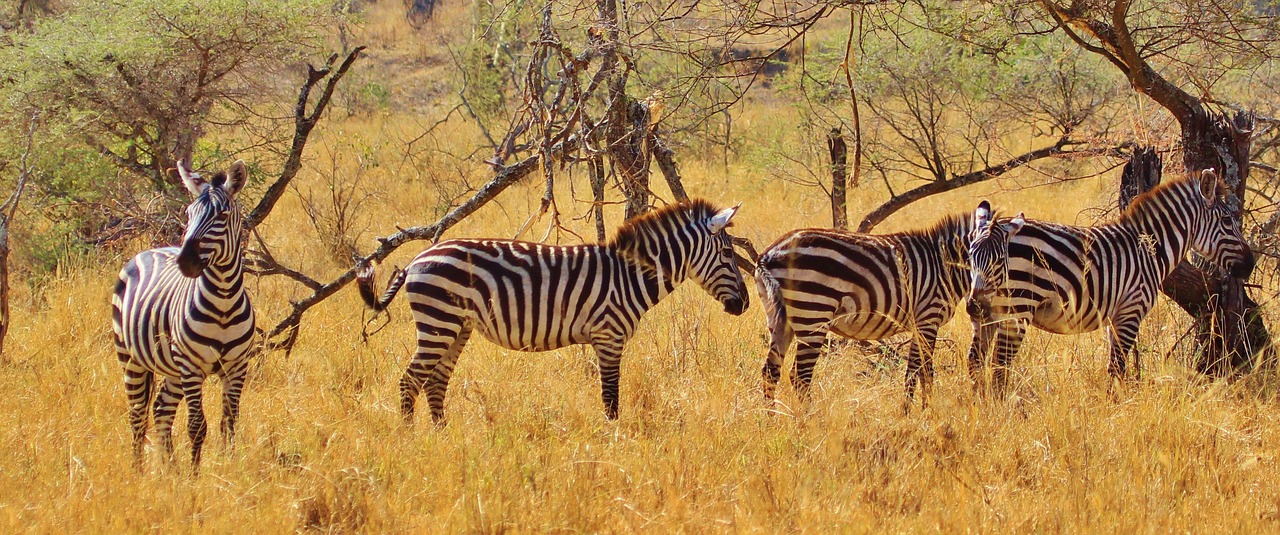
[356,263,407,312]
[755,262,793,357]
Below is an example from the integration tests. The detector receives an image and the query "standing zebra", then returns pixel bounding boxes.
[754,204,1023,405]
[111,160,255,471]
[966,170,1255,394]
[357,199,748,424]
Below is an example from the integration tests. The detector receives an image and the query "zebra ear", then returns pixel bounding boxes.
[178,160,207,197]
[1005,212,1026,235]
[1198,168,1219,205]
[707,204,740,234]
[974,200,993,229]
[224,160,248,198]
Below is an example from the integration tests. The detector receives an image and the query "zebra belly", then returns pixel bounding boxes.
[828,311,910,340]
[174,323,255,375]
[472,324,587,352]
[1026,287,1101,334]
[990,291,1103,335]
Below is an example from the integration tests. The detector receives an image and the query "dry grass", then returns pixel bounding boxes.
[3,115,1279,531]
[3,3,1280,532]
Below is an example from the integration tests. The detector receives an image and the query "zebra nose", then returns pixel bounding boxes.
[177,246,204,278]
[966,296,991,320]
[1232,252,1256,279]
[723,296,745,316]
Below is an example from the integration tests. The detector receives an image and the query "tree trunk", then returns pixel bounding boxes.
[1163,111,1269,373]
[0,237,9,360]
[589,152,607,242]
[650,131,690,203]
[1118,146,1161,210]
[1120,113,1271,374]
[610,98,653,220]
[828,127,849,230]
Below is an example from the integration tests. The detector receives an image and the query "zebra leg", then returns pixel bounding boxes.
[218,360,250,448]
[151,377,185,464]
[401,315,466,426]
[905,322,941,409]
[592,338,627,420]
[424,325,472,427]
[122,361,153,470]
[967,319,997,395]
[1107,314,1142,381]
[761,330,790,402]
[789,328,828,402]
[183,375,209,472]
[991,320,1027,398]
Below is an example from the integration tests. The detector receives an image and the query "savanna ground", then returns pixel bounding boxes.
[3,2,1280,533]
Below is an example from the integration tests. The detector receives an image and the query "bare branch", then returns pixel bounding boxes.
[244,46,366,230]
[857,138,1127,232]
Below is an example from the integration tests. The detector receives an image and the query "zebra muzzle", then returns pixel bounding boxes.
[177,245,207,278]
[723,296,745,316]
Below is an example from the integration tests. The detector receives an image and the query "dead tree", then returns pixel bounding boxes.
[828,127,849,230]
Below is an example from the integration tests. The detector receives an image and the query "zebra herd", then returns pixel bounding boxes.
[110,161,1254,471]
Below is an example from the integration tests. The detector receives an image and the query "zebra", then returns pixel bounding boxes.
[111,160,256,471]
[965,170,1255,395]
[754,203,1023,406]
[357,199,748,425]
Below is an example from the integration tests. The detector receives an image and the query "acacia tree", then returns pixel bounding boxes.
[725,0,1277,372]
[1,0,343,242]
[1020,0,1279,371]
[717,2,1126,232]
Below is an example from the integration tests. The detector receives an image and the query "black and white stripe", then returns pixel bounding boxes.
[111,160,255,471]
[358,199,748,424]
[966,170,1255,394]
[755,208,1008,405]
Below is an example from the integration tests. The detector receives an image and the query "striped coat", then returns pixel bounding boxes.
[755,207,1010,405]
[966,170,1255,393]
[359,199,748,424]
[111,160,255,471]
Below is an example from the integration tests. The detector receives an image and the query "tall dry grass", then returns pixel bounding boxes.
[2,107,1278,531]
[3,3,1279,532]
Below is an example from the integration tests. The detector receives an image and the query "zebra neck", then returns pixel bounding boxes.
[614,250,677,307]
[1125,203,1189,276]
[198,242,246,291]
[930,221,972,300]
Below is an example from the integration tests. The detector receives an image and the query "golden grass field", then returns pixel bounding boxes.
[3,3,1280,533]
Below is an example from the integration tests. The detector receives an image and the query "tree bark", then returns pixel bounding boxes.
[828,127,849,230]
[1118,146,1160,210]
[589,152,607,242]
[610,98,652,220]
[1162,112,1269,373]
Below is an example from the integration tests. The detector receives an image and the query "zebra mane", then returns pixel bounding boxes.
[609,199,721,256]
[1118,172,1222,225]
[900,212,974,241]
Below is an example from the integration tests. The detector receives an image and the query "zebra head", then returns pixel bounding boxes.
[967,200,1025,304]
[691,203,749,316]
[1189,169,1255,279]
[176,160,247,278]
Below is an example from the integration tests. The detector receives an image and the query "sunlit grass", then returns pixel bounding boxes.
[2,1,1278,531]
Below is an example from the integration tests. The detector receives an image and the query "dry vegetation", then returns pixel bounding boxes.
[1,2,1278,532]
